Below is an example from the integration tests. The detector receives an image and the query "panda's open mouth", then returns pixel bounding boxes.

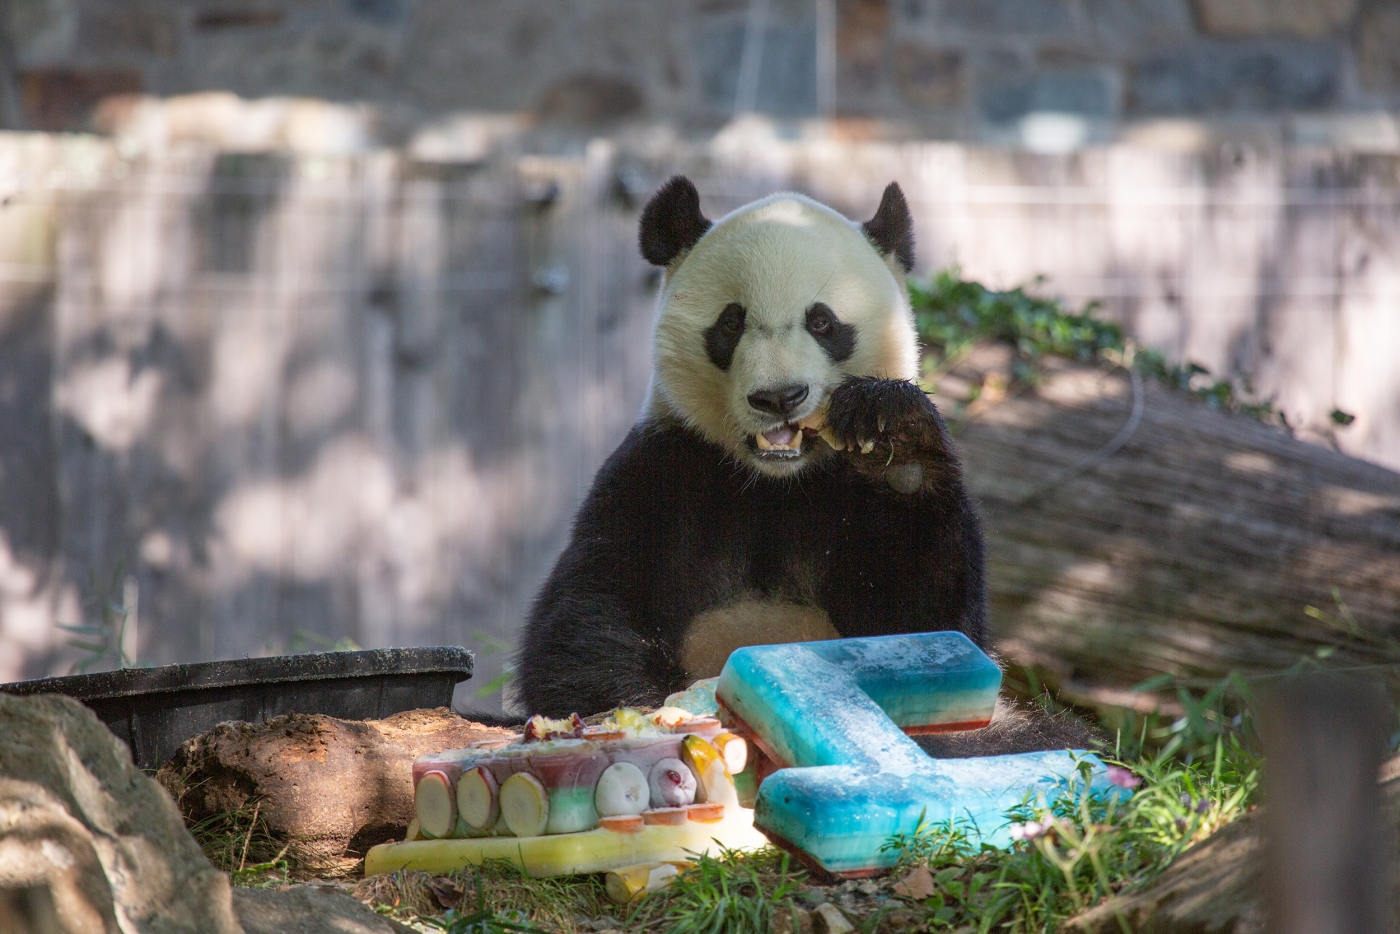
[753,424,806,456]
[750,410,828,458]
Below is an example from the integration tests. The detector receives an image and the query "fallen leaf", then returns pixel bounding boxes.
[891,865,935,900]
[429,876,464,908]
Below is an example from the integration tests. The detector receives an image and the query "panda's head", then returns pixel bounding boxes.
[640,176,919,478]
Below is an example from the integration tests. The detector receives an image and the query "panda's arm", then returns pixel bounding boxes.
[514,426,687,717]
[821,376,989,645]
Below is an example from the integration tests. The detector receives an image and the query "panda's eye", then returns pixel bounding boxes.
[722,307,744,334]
[704,303,747,371]
[805,302,856,362]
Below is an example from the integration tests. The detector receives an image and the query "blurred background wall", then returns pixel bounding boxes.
[6,0,1400,146]
[1,0,1398,712]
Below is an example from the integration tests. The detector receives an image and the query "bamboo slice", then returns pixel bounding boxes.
[499,772,550,837]
[605,862,683,904]
[415,771,456,839]
[457,766,499,830]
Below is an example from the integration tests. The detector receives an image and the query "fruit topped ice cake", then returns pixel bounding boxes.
[409,706,750,841]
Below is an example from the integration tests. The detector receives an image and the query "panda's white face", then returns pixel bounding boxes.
[648,193,919,478]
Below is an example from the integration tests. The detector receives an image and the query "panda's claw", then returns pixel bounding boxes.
[826,375,953,471]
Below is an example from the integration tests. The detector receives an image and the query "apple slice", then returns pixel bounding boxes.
[680,735,737,809]
[595,762,650,817]
[499,772,550,837]
[415,770,456,839]
[648,758,697,808]
[457,766,499,830]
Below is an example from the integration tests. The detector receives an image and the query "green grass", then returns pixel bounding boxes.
[625,847,807,934]
[873,740,1257,934]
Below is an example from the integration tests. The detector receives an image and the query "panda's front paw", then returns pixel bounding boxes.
[824,377,937,456]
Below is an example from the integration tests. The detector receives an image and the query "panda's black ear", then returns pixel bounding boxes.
[861,182,915,274]
[639,176,711,266]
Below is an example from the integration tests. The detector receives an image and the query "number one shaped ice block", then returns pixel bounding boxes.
[716,632,1109,876]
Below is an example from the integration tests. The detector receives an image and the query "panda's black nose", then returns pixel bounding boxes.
[748,384,809,417]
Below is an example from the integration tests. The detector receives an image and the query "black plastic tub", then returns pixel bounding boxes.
[0,647,473,770]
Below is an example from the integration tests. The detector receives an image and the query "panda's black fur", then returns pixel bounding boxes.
[513,178,1097,757]
[518,377,983,716]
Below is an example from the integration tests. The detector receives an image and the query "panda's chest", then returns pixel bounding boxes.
[668,496,843,680]
[679,598,838,681]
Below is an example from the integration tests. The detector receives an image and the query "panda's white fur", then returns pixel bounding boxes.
[647,192,919,478]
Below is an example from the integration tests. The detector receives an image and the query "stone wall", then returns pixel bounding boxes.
[6,0,1400,147]
[0,130,1397,712]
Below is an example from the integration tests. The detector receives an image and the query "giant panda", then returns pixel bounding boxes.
[515,177,1091,755]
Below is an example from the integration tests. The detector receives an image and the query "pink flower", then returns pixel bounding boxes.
[1009,820,1047,841]
[1106,766,1141,789]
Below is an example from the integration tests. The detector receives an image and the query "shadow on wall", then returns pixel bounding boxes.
[0,139,659,716]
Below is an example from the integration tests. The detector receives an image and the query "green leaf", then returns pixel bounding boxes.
[474,668,515,699]
[65,640,109,652]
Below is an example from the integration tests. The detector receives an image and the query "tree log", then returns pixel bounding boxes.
[936,345,1400,704]
[158,709,513,875]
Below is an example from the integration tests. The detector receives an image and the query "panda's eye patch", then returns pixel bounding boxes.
[705,302,747,371]
[806,302,856,362]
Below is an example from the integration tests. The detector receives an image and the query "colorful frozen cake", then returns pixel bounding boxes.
[408,707,746,840]
[364,706,768,878]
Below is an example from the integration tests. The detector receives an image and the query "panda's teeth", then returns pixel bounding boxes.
[756,425,803,452]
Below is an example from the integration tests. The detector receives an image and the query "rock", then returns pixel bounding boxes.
[1130,41,1342,113]
[893,44,963,108]
[838,0,890,97]
[18,69,144,132]
[812,902,856,934]
[700,21,817,115]
[1193,0,1356,39]
[233,885,417,934]
[978,68,1117,123]
[941,0,1076,34]
[536,75,645,125]
[891,865,935,900]
[770,903,813,934]
[1356,8,1400,92]
[158,708,515,875]
[0,692,241,934]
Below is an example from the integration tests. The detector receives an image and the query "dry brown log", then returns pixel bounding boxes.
[158,708,513,875]
[935,345,1400,705]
